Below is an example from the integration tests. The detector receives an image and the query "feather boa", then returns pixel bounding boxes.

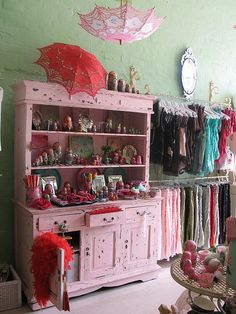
[31,232,73,307]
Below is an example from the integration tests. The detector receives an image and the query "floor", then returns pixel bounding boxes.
[2,259,188,314]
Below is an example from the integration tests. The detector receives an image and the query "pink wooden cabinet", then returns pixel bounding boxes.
[13,81,162,310]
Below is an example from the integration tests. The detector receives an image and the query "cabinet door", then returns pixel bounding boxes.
[122,220,157,270]
[84,225,121,280]
[49,248,64,311]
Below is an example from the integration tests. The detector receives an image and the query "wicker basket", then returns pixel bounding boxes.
[0,265,22,311]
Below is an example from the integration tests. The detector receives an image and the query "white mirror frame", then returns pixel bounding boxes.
[181,48,197,100]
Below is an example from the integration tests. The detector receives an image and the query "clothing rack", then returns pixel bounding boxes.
[154,92,214,104]
[154,92,234,109]
[149,175,229,186]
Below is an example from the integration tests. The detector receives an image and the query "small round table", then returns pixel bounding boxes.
[170,258,235,312]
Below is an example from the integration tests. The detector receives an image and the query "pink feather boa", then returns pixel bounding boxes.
[31,232,73,307]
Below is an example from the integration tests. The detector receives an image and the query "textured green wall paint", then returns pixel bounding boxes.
[0,0,236,263]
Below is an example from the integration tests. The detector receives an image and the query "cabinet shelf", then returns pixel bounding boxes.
[32,164,146,170]
[31,130,146,138]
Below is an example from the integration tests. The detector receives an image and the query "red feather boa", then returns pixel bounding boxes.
[31,232,73,307]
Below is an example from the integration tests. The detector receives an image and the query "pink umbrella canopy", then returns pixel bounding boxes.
[35,43,107,96]
[78,3,166,44]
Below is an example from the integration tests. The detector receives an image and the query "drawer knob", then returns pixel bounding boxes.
[59,222,69,232]
[137,211,151,216]
[103,217,114,223]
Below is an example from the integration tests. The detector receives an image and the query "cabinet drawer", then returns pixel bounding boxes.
[126,205,157,223]
[85,211,125,227]
[38,214,85,232]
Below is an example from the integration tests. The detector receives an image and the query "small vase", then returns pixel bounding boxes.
[26,186,42,202]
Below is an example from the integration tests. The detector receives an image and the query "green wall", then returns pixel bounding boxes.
[1,0,236,263]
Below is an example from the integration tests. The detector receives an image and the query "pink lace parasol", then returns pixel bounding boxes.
[78,3,166,44]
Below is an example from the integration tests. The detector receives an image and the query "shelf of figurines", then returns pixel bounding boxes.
[31,138,144,168]
[32,130,146,138]
[32,164,146,170]
[24,174,156,209]
[32,113,144,136]
[31,149,144,168]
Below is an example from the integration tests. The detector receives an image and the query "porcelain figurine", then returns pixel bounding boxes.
[129,65,140,90]
[116,123,121,134]
[42,151,48,165]
[117,79,125,92]
[62,115,73,131]
[107,71,118,91]
[64,148,73,165]
[125,83,131,93]
[61,181,73,195]
[47,148,55,166]
[209,81,218,103]
[52,142,62,164]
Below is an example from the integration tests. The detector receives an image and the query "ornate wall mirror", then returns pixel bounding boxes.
[180,48,197,100]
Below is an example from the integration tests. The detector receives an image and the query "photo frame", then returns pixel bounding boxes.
[69,135,94,159]
[92,174,106,192]
[107,137,123,151]
[41,176,58,196]
[108,175,123,185]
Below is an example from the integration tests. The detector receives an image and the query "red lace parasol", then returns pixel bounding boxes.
[35,43,107,96]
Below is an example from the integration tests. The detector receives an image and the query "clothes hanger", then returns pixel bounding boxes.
[159,99,198,118]
[190,100,220,119]
[210,102,231,120]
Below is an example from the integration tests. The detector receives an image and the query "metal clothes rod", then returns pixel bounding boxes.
[153,93,234,109]
[149,175,229,184]
[154,93,215,104]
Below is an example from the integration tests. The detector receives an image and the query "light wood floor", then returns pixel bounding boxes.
[2,259,186,314]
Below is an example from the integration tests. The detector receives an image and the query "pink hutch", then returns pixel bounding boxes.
[13,80,162,310]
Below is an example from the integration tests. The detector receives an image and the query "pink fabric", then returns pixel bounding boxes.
[161,189,171,259]
[210,186,215,247]
[216,109,236,164]
[171,189,176,256]
[215,117,231,164]
[161,188,182,260]
[175,188,182,254]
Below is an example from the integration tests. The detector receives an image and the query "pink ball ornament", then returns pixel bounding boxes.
[205,258,221,273]
[184,240,197,253]
[187,267,197,280]
[197,273,214,288]
[182,251,192,260]
[191,252,198,267]
[183,259,192,275]
[198,249,210,262]
[181,251,192,269]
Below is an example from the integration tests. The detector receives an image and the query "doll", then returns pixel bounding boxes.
[52,142,62,164]
[64,148,73,165]
[47,148,55,166]
[62,115,73,131]
[42,151,48,166]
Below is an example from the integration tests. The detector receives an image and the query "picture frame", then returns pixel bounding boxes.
[107,137,123,151]
[108,175,123,185]
[41,176,58,196]
[92,174,106,192]
[69,135,94,159]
